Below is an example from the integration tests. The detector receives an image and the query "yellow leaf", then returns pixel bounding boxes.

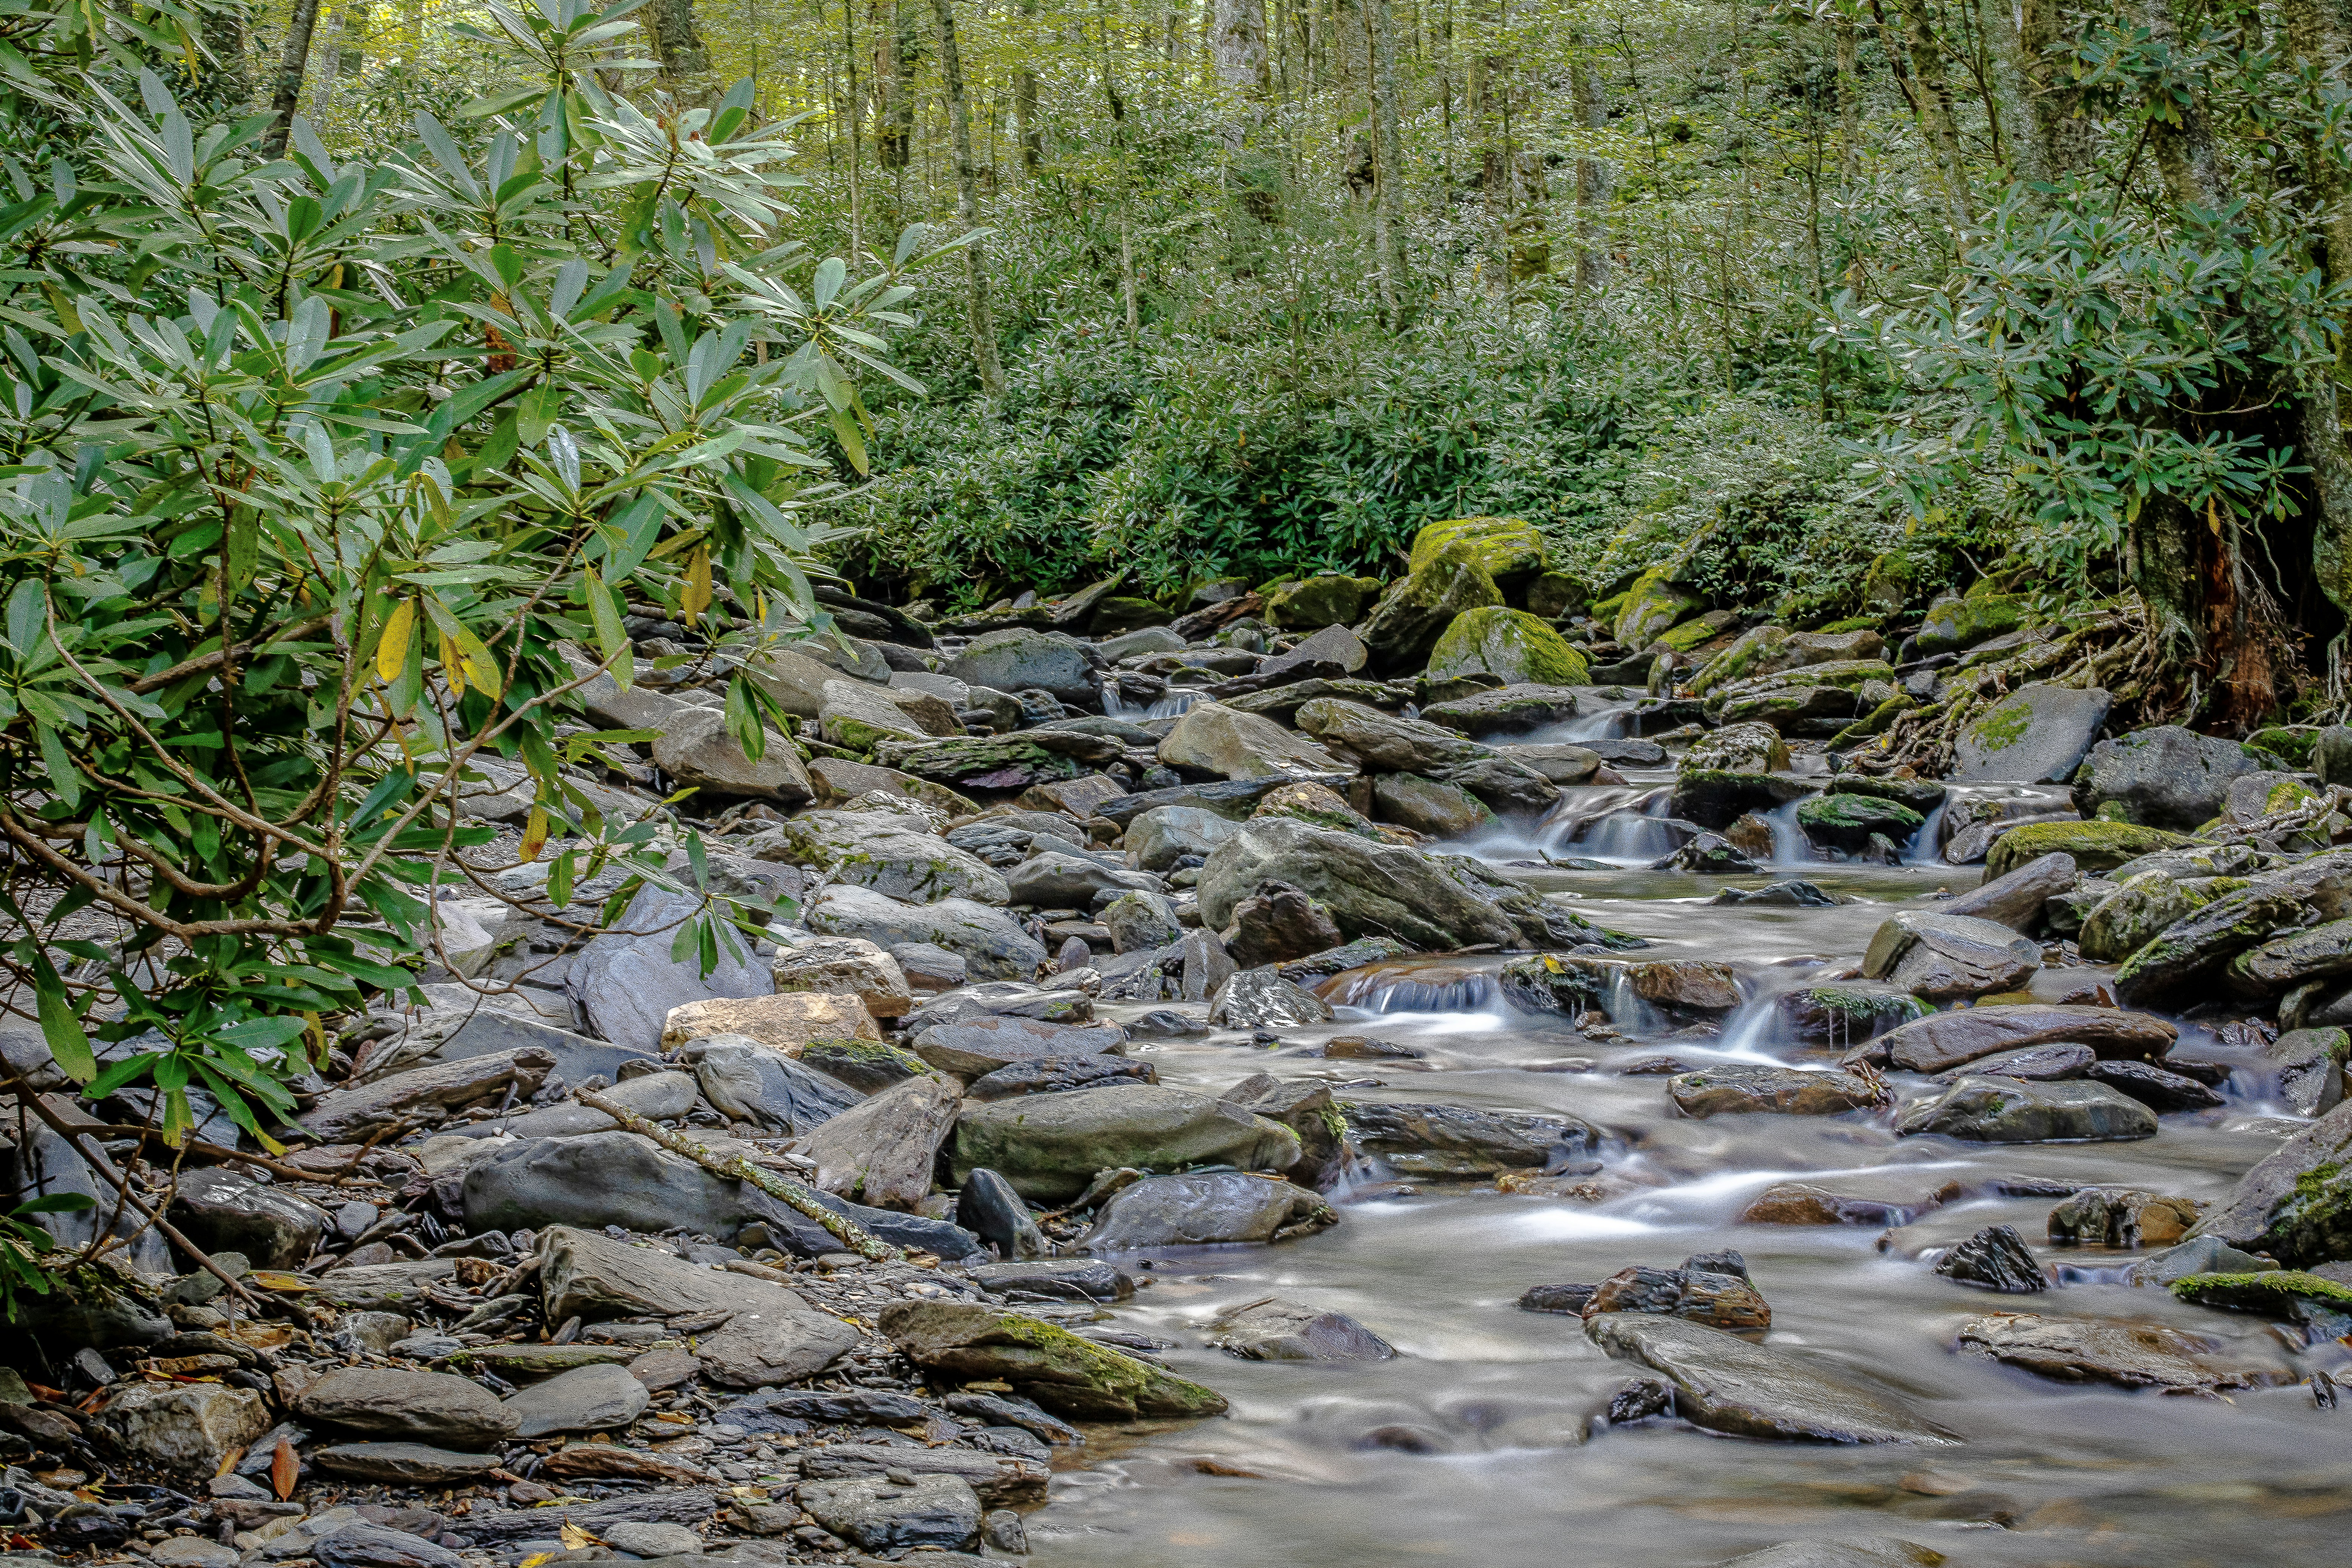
[245,1271,314,1293]
[377,599,415,683]
[518,1556,553,1568]
[682,548,712,625]
[519,804,549,864]
[558,1525,600,1551]
[439,630,464,697]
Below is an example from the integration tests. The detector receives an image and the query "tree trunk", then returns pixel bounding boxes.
[1888,0,1975,233]
[1978,0,2040,187]
[312,5,349,125]
[646,0,712,83]
[1569,31,1611,291]
[2012,0,2091,182]
[930,0,1007,398]
[1015,0,1043,172]
[1369,0,1407,323]
[1835,15,1859,182]
[263,0,326,157]
[1212,0,1272,92]
[879,0,920,173]
[198,2,255,112]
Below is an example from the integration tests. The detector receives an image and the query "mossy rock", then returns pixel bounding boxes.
[1590,589,1631,625]
[1358,540,1503,672]
[2246,726,2320,768]
[1984,819,2198,879]
[1817,616,1884,635]
[1827,693,1915,748]
[1914,594,2034,658]
[2170,1269,2352,1315]
[1860,553,1922,614]
[1263,573,1376,631]
[1657,611,1736,654]
[1426,606,1591,686]
[1527,572,1589,620]
[878,1300,1230,1420]
[802,1036,936,1092]
[1408,516,1546,587]
[1795,792,1925,852]
[1780,985,1930,1044]
[1614,567,1707,650]
[1086,596,1174,635]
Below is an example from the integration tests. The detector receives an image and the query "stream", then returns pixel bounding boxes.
[1017,697,2350,1567]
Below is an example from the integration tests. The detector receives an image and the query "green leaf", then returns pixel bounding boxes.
[38,980,94,1085]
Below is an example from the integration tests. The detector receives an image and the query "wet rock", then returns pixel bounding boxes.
[1359,539,1503,673]
[294,1367,518,1449]
[1859,1003,2177,1074]
[1221,1074,1352,1189]
[1668,1065,1886,1118]
[877,731,1119,787]
[966,1053,1156,1101]
[970,1258,1135,1303]
[1983,818,2193,878]
[1954,1312,2291,1391]
[1861,910,2041,1001]
[1372,771,1496,836]
[1081,1172,1335,1249]
[1929,1041,2095,1083]
[310,1525,466,1568]
[1124,805,1242,871]
[1421,684,1584,737]
[1779,986,1927,1046]
[1426,607,1591,686]
[2077,870,2212,962]
[1668,769,1816,830]
[1159,701,1347,780]
[1586,1314,1956,1443]
[2169,1268,2352,1318]
[768,937,915,1021]
[877,1300,1229,1419]
[1004,850,1159,906]
[2119,1234,2279,1286]
[500,1361,648,1438]
[2263,1026,2348,1115]
[947,628,1096,705]
[892,941,971,992]
[452,1488,721,1544]
[1520,1283,1598,1314]
[1943,851,2076,935]
[1208,967,1335,1028]
[1209,1298,1396,1360]
[1502,952,1743,1015]
[1951,683,2112,784]
[164,1169,326,1271]
[912,1015,1127,1080]
[1221,881,1345,967]
[796,1473,983,1553]
[1197,816,1530,950]
[798,1445,1048,1508]
[954,1168,1046,1260]
[2232,917,2352,998]
[682,1037,862,1134]
[89,1380,268,1474]
[1583,1266,1772,1332]
[2184,1097,2352,1266]
[1715,880,1846,909]
[1661,833,1761,873]
[1738,1176,1963,1227]
[1344,1101,1602,1177]
[652,706,812,803]
[951,1085,1300,1202]
[2114,882,2305,1004]
[1797,793,1925,853]
[1495,741,1607,782]
[1100,890,1183,953]
[2073,724,2263,828]
[1175,927,1239,1003]
[1933,1225,2048,1292]
[1293,697,1484,773]
[808,884,1049,981]
[1899,1075,2158,1142]
[1717,1540,1946,1568]
[801,1074,962,1210]
[2047,1187,2205,1248]
[2082,1057,2226,1112]
[462,1130,749,1238]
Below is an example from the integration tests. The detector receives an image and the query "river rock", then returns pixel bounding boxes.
[1197,816,1528,949]
[1585,1314,1956,1443]
[1930,1041,2095,1083]
[492,1065,698,1140]
[1159,701,1346,780]
[2073,724,2263,828]
[564,887,772,1053]
[795,1472,982,1553]
[1124,805,1242,870]
[300,1045,554,1143]
[817,678,928,749]
[1344,1101,1601,1176]
[1680,721,1792,774]
[1221,881,1346,968]
[911,1016,1127,1080]
[1934,1224,2048,1292]
[1954,1312,2290,1392]
[1222,1074,1352,1189]
[1425,607,1591,685]
[1372,772,1496,836]
[1502,953,1743,1015]
[967,1054,1155,1101]
[950,1085,1301,1202]
[1099,890,1182,954]
[1208,1298,1395,1360]
[1668,1065,1885,1118]
[294,1367,518,1449]
[2077,870,2210,962]
[807,884,1047,980]
[652,706,812,803]
[661,991,880,1056]
[1717,1540,1946,1568]
[2182,1097,2352,1266]
[1943,851,2076,934]
[1951,684,2113,784]
[2262,1026,2348,1115]
[1898,1076,2157,1142]
[311,1443,502,1485]
[1293,697,1484,773]
[1738,1175,1963,1227]
[801,1075,961,1210]
[1796,793,1924,853]
[1081,1172,1335,1249]
[1668,769,1816,829]
[1359,539,1503,673]
[968,1258,1135,1303]
[1004,851,1159,906]
[1493,740,1605,782]
[2083,1057,2225,1112]
[1584,1266,1771,1332]
[1778,986,1927,1046]
[947,629,1096,705]
[2047,1187,2204,1248]
[89,1381,269,1474]
[1208,967,1334,1028]
[309,1526,466,1568]
[682,1038,861,1134]
[1421,684,1583,737]
[164,1169,326,1271]
[877,1300,1229,1419]
[1860,1003,2177,1074]
[761,810,1009,905]
[1861,911,2041,1001]
[502,1362,649,1438]
[954,1168,1046,1260]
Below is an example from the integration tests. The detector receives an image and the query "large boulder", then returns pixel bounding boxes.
[1680,722,1792,775]
[910,1015,1127,1080]
[1984,818,2195,877]
[1419,684,1583,737]
[2114,880,2306,1004]
[759,808,1009,905]
[2184,1097,2352,1266]
[462,1131,752,1238]
[90,1382,270,1475]
[1856,1003,2176,1074]
[1358,539,1502,673]
[683,1037,861,1134]
[1424,607,1590,686]
[165,1169,325,1271]
[1860,911,2041,1001]
[2072,725,2263,829]
[770,936,914,1019]
[1614,567,1706,649]
[1585,1314,1957,1443]
[651,706,812,804]
[294,1367,519,1450]
[1293,697,1483,773]
[1913,592,2032,657]
[1124,805,1243,870]
[747,646,870,719]
[1897,1076,2159,1142]
[1954,1312,2291,1393]
[817,679,927,750]
[1081,1172,1335,1250]
[1003,851,1159,906]
[949,1085,1300,1202]
[1795,793,1924,854]
[1690,626,1886,697]
[1263,574,1379,630]
[801,1075,962,1211]
[805,884,1046,981]
[1158,701,1347,780]
[1197,816,1527,950]
[1408,515,1547,590]
[1343,1100,1602,1176]
[2078,871,2214,963]
[565,887,772,1053]
[946,629,1096,706]
[1206,1296,1393,1361]
[877,1300,1226,1419]
[1951,684,2113,784]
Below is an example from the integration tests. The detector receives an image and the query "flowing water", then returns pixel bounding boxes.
[1022,787,2352,1563]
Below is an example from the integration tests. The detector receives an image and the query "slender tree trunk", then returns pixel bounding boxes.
[647,0,713,85]
[1887,0,1976,232]
[1015,0,1043,172]
[931,0,1007,397]
[198,1,256,111]
[312,4,349,124]
[1978,0,2040,187]
[1569,29,1611,292]
[264,0,327,157]
[880,0,920,175]
[1836,15,1859,182]
[2014,0,2092,179]
[1370,0,1406,323]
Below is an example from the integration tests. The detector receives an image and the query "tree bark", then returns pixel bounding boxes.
[312,5,349,125]
[1015,0,1043,172]
[2014,0,2093,181]
[198,1,256,113]
[1887,0,1976,232]
[879,0,920,173]
[263,0,326,158]
[930,0,1007,398]
[646,0,712,83]
[1836,14,1859,183]
[1569,30,1611,291]
[1369,0,1407,322]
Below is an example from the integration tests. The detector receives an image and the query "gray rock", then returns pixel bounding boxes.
[951,1084,1302,1202]
[2263,1026,2347,1115]
[968,1257,1133,1301]
[947,629,1097,705]
[800,1074,962,1210]
[164,1168,326,1271]
[311,1526,465,1568]
[912,1015,1127,1080]
[1004,850,1159,906]
[2182,1096,2352,1266]
[1955,1311,2290,1393]
[1933,1224,2048,1293]
[795,1473,983,1553]
[602,1524,704,1557]
[502,1361,649,1438]
[1208,1297,1394,1360]
[955,1168,1046,1260]
[1897,1075,2159,1142]
[1208,967,1335,1028]
[1861,910,2041,1001]
[651,704,812,803]
[1198,816,1528,950]
[2073,724,2262,828]
[1081,1173,1334,1249]
[1930,1041,2095,1083]
[293,1366,518,1449]
[891,941,971,991]
[807,883,1046,981]
[311,1442,503,1485]
[494,1066,699,1139]
[88,1381,268,1474]
[1178,927,1239,1002]
[817,677,929,748]
[1098,625,1187,661]
[1717,1540,1946,1568]
[1344,1101,1601,1177]
[1158,701,1347,780]
[756,809,1009,905]
[682,1037,860,1135]
[1943,851,2075,933]
[565,886,772,1053]
[1859,1003,2177,1074]
[1124,805,1243,871]
[1951,683,2113,783]
[147,1539,242,1568]
[1100,890,1183,952]
[1586,1313,1956,1443]
[1263,621,1370,673]
[462,1130,750,1238]
[796,1445,1047,1508]
[443,1489,722,1545]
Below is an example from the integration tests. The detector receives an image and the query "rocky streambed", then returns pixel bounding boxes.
[9,524,2352,1568]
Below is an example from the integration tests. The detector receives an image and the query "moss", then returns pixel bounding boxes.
[2247,726,2320,767]
[1614,567,1707,649]
[2170,1269,2352,1312]
[1817,616,1883,634]
[1984,819,2199,878]
[1426,606,1592,684]
[987,1311,1228,1416]
[1591,589,1630,623]
[1968,698,2035,752]
[1827,693,1915,749]
[1914,594,2034,657]
[1408,516,1546,582]
[1318,1103,1348,1142]
[1802,986,1928,1025]
[1657,616,1728,654]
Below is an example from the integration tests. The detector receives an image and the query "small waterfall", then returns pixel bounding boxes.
[1760,798,1811,867]
[1905,797,1949,864]
[1321,965,1499,1013]
[1600,968,1665,1034]
[1146,691,1200,719]
[1559,785,1682,865]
